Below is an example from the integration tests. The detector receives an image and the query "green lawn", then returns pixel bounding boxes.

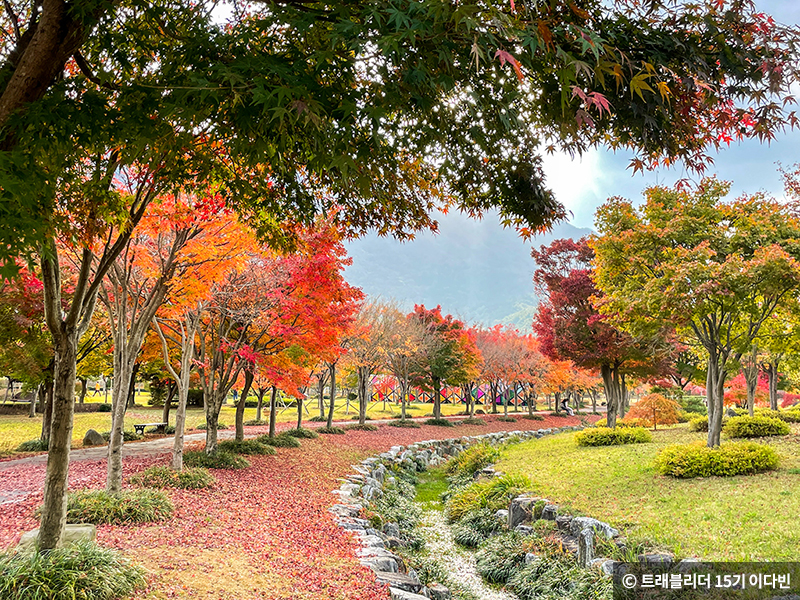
[496,424,800,561]
[0,395,476,453]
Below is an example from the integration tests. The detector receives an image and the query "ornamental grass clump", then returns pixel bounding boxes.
[0,541,146,600]
[388,419,421,428]
[217,439,276,455]
[445,442,500,477]
[654,441,779,478]
[446,473,531,521]
[16,438,48,452]
[129,466,215,489]
[284,427,319,439]
[345,423,379,431]
[424,418,455,427]
[575,426,651,447]
[475,531,530,584]
[509,555,612,600]
[256,433,301,448]
[723,415,790,438]
[66,489,174,525]
[183,450,250,469]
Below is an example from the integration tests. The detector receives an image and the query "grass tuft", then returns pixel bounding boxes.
[16,438,48,452]
[424,418,455,427]
[183,450,250,469]
[345,423,379,431]
[256,433,301,448]
[0,541,146,600]
[129,466,214,489]
[317,426,346,435]
[66,489,174,525]
[218,439,276,455]
[388,419,421,428]
[284,427,319,439]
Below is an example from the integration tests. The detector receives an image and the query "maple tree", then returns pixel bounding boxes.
[593,178,800,447]
[626,393,682,430]
[409,305,480,420]
[533,237,670,426]
[381,304,430,422]
[343,302,388,426]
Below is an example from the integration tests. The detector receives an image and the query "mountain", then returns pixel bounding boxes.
[344,211,592,329]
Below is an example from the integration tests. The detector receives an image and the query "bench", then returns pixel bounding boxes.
[133,422,168,435]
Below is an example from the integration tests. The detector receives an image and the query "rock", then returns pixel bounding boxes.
[18,524,96,551]
[359,534,385,548]
[541,504,558,521]
[677,558,707,573]
[638,553,674,570]
[524,552,541,565]
[82,429,105,446]
[508,496,534,528]
[577,528,594,568]
[590,558,616,577]
[384,523,401,538]
[555,515,573,532]
[361,556,399,573]
[427,583,452,600]
[570,517,619,539]
[383,536,407,549]
[389,588,429,600]
[515,525,535,535]
[376,572,423,593]
[495,509,509,522]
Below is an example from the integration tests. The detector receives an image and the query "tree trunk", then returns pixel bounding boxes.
[235,372,254,442]
[39,331,78,551]
[296,396,304,430]
[591,389,597,414]
[77,376,87,404]
[41,369,54,442]
[107,355,134,495]
[204,392,224,454]
[763,359,779,411]
[126,362,139,408]
[741,346,759,417]
[162,382,176,424]
[600,363,622,428]
[503,386,509,417]
[706,353,727,448]
[432,377,442,419]
[30,383,41,418]
[317,371,326,420]
[357,366,369,425]
[269,386,278,438]
[256,388,266,422]
[490,381,498,414]
[326,363,337,428]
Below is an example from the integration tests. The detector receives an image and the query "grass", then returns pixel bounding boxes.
[415,467,449,509]
[0,397,477,452]
[496,424,800,560]
[66,489,174,525]
[0,541,146,600]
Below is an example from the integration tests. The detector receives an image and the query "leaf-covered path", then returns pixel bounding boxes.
[0,414,583,599]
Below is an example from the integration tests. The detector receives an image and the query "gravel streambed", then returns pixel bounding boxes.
[417,508,517,600]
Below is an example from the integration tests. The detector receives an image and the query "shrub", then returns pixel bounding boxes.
[129,466,215,489]
[16,438,48,452]
[0,541,145,600]
[284,427,319,439]
[183,450,250,469]
[66,489,174,525]
[350,415,372,420]
[654,441,779,478]
[689,416,709,432]
[317,426,346,434]
[196,422,229,430]
[779,409,800,423]
[574,427,651,447]
[446,473,531,521]
[345,423,379,431]
[723,415,790,438]
[446,443,500,477]
[475,532,529,584]
[617,417,651,428]
[308,415,326,422]
[218,439,276,455]
[243,419,267,426]
[97,403,112,412]
[424,418,455,427]
[388,419,421,428]
[497,416,517,422]
[256,433,301,448]
[461,417,486,425]
[522,414,544,421]
[100,430,141,442]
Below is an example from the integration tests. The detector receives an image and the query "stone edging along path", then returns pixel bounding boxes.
[328,426,583,600]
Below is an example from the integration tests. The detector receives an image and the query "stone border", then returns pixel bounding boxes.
[328,426,581,600]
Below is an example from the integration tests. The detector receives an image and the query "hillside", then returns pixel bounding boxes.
[344,211,592,330]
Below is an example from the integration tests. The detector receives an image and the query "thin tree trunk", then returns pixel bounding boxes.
[77,377,87,404]
[432,377,442,419]
[766,359,779,411]
[41,365,54,442]
[255,388,265,422]
[205,392,224,454]
[269,386,278,438]
[326,363,337,428]
[235,372,254,442]
[162,382,176,424]
[601,363,621,428]
[742,346,759,417]
[296,396,303,430]
[30,383,41,418]
[357,366,369,425]
[707,353,727,448]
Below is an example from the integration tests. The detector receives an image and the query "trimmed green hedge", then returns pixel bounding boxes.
[654,441,779,478]
[723,416,790,438]
[575,427,651,447]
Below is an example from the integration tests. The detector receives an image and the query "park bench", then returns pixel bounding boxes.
[133,422,167,435]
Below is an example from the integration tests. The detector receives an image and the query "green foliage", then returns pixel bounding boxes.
[424,418,454,427]
[575,426,651,446]
[345,423,379,431]
[678,396,708,416]
[256,433,301,448]
[317,426,346,435]
[0,541,145,600]
[350,415,372,420]
[475,532,529,584]
[308,415,326,422]
[654,441,780,478]
[196,422,229,430]
[388,419,421,428]
[183,450,250,469]
[446,473,531,521]
[284,427,319,439]
[100,430,141,442]
[218,439,277,455]
[509,556,612,600]
[97,404,112,413]
[723,416,790,438]
[66,489,174,525]
[404,555,449,587]
[689,416,709,432]
[243,419,267,426]
[372,487,422,535]
[451,508,501,548]
[461,417,486,425]
[129,466,215,489]
[16,438,48,452]
[522,414,545,421]
[445,443,500,477]
[497,416,517,422]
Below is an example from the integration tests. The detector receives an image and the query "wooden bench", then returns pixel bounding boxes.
[133,422,167,435]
